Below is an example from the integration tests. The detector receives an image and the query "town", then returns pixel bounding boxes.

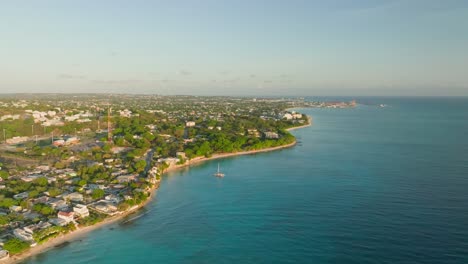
[0,94,354,260]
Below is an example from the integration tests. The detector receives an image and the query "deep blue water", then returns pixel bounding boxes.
[24,97,468,264]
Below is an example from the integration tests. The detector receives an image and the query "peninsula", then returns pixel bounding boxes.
[0,94,352,263]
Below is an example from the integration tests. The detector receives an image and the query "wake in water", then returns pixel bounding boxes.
[121,210,152,224]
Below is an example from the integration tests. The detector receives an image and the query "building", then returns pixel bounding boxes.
[0,249,9,261]
[157,157,180,167]
[47,198,68,210]
[13,192,29,200]
[49,218,68,226]
[94,201,118,214]
[292,113,302,119]
[9,206,22,213]
[57,211,75,223]
[6,136,29,145]
[64,192,84,202]
[13,228,34,243]
[23,222,51,235]
[105,194,122,204]
[282,113,293,120]
[185,121,196,127]
[119,109,132,118]
[73,204,89,218]
[116,174,138,183]
[264,132,279,139]
[247,129,260,138]
[53,139,65,147]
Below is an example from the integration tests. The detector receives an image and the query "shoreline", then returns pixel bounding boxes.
[3,116,311,264]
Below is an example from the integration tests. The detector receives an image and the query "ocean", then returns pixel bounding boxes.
[23,97,468,264]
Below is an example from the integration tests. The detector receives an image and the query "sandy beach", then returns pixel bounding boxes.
[3,116,311,264]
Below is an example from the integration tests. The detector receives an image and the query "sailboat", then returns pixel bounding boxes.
[213,163,225,177]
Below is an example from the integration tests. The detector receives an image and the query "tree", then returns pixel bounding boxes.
[0,198,18,208]
[34,177,48,187]
[3,238,30,254]
[47,188,62,197]
[92,189,105,200]
[0,170,9,179]
[54,161,66,169]
[134,160,147,173]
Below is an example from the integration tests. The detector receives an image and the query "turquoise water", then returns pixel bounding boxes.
[24,97,468,263]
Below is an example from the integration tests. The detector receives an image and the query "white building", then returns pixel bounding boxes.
[0,249,9,261]
[13,228,34,243]
[282,113,293,120]
[264,132,279,139]
[65,192,84,202]
[73,204,90,218]
[186,121,196,127]
[57,211,75,223]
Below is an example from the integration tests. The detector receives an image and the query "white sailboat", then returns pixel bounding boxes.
[213,163,225,177]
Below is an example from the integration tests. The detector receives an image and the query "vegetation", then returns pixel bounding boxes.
[3,238,30,255]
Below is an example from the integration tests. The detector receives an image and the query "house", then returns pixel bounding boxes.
[0,249,9,261]
[13,192,29,200]
[31,196,49,205]
[73,204,89,218]
[176,152,186,159]
[185,121,196,127]
[94,201,118,214]
[282,113,293,120]
[119,109,132,118]
[9,205,22,213]
[53,139,65,147]
[23,211,41,220]
[13,228,34,242]
[6,136,29,145]
[49,218,68,227]
[57,211,75,223]
[264,132,279,139]
[247,129,260,138]
[65,192,84,202]
[65,137,79,145]
[47,198,68,210]
[157,158,180,167]
[292,113,302,119]
[24,222,51,234]
[116,174,138,183]
[105,194,122,204]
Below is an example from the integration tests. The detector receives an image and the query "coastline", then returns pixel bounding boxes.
[3,116,311,264]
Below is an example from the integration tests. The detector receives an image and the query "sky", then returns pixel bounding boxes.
[1,0,468,96]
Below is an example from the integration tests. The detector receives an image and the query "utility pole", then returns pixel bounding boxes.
[107,107,112,142]
[35,135,38,145]
[97,119,100,131]
[51,132,54,144]
[32,125,34,136]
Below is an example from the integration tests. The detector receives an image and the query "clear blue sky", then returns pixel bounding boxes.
[1,0,467,96]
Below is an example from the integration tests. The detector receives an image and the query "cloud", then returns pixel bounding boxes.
[223,78,240,83]
[179,70,191,76]
[92,79,143,85]
[58,74,86,80]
